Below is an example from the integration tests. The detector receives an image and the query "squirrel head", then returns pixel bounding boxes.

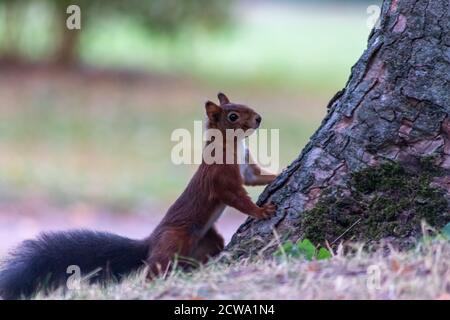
[204,93,262,136]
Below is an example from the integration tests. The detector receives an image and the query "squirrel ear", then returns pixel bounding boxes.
[205,100,222,122]
[217,92,230,105]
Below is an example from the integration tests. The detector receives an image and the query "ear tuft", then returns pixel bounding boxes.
[205,100,222,122]
[217,92,230,105]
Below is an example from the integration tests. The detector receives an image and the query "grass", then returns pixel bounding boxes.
[38,238,450,300]
[0,105,193,206]
[0,67,326,208]
[81,4,371,92]
[0,2,377,208]
[2,2,447,301]
[0,2,377,93]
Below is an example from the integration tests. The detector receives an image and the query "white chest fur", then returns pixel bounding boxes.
[200,141,247,238]
[200,204,226,237]
[238,140,248,178]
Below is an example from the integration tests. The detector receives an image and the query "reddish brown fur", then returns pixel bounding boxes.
[144,93,277,277]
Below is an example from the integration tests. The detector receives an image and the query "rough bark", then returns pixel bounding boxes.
[227,0,450,257]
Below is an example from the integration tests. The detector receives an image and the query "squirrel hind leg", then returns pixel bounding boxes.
[145,228,199,279]
[146,227,224,279]
[190,226,224,264]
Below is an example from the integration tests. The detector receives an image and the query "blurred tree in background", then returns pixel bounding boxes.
[0,0,230,66]
[285,0,377,3]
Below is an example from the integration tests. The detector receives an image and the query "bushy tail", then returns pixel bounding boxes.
[0,230,149,299]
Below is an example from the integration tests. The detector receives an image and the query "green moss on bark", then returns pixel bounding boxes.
[301,158,449,248]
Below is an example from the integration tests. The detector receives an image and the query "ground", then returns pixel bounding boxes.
[0,2,370,256]
[0,199,246,256]
[39,239,450,300]
[4,2,446,300]
[0,64,326,256]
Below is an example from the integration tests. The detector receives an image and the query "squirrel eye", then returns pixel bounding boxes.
[227,112,239,122]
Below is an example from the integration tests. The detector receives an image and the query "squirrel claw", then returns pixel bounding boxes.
[257,203,277,219]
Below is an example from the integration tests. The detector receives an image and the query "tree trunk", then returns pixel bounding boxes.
[226,0,450,257]
[54,11,80,67]
[1,1,25,63]
[54,28,80,67]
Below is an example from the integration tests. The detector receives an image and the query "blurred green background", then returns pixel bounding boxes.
[0,0,381,214]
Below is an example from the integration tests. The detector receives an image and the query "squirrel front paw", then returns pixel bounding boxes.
[256,203,277,219]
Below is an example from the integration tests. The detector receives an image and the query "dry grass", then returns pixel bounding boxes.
[40,239,450,300]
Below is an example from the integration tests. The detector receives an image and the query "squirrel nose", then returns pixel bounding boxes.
[255,115,262,124]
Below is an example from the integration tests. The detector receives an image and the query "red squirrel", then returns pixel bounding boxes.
[146,92,277,275]
[0,93,277,299]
